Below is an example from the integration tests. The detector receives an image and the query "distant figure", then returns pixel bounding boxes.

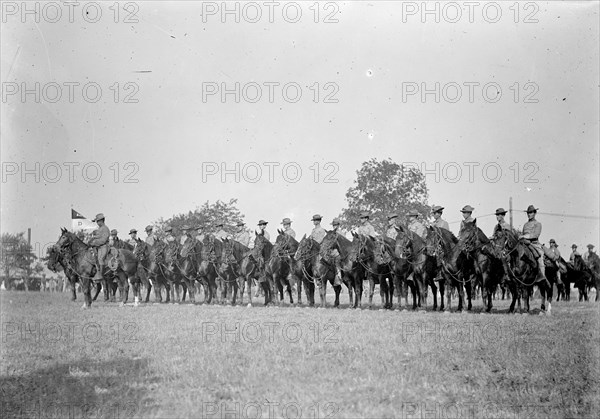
[281,218,296,239]
[257,220,270,241]
[431,206,450,231]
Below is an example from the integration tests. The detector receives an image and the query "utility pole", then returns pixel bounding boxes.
[509,197,513,229]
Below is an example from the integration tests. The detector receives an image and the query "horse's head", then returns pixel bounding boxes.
[134,240,148,260]
[274,230,298,258]
[46,245,60,272]
[294,234,314,261]
[349,232,374,262]
[458,219,483,253]
[56,228,75,249]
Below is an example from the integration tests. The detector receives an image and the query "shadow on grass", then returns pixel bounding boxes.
[1,357,160,418]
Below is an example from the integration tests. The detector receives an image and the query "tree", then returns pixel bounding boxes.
[155,199,247,237]
[337,158,430,232]
[1,232,37,289]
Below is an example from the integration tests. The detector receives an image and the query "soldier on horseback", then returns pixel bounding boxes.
[127,229,142,250]
[357,211,377,237]
[145,225,157,247]
[431,206,450,231]
[234,221,251,247]
[407,210,426,239]
[281,218,296,238]
[458,205,475,237]
[492,208,512,238]
[109,229,122,248]
[180,225,194,245]
[329,218,343,286]
[519,205,547,283]
[258,220,270,241]
[88,213,110,281]
[386,213,399,239]
[310,214,327,242]
[570,244,580,262]
[214,223,229,241]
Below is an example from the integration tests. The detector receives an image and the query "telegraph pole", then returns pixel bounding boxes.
[509,197,513,229]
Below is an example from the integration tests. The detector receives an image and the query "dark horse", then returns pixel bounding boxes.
[220,238,259,306]
[393,225,439,310]
[565,254,598,302]
[425,226,471,312]
[266,230,299,305]
[46,245,80,301]
[252,232,274,305]
[197,235,223,304]
[53,228,137,308]
[494,228,551,314]
[458,220,505,313]
[294,236,319,306]
[178,237,207,304]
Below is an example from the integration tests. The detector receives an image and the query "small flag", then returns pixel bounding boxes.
[71,209,96,232]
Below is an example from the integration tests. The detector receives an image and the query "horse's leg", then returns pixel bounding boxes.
[334,282,341,307]
[319,277,327,308]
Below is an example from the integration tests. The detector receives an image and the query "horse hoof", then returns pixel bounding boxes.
[247,303,252,308]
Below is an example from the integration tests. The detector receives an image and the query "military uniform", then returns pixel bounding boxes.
[257,220,270,242]
[492,220,512,237]
[234,230,251,247]
[386,226,398,240]
[88,214,110,280]
[458,216,474,237]
[310,225,327,243]
[358,221,377,237]
[215,229,229,241]
[432,217,450,231]
[521,208,545,279]
[284,226,296,239]
[569,246,580,262]
[408,218,426,239]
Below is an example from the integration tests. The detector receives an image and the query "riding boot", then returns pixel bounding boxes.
[93,265,104,282]
[333,268,342,286]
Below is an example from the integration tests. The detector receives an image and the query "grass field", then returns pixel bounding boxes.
[1,289,599,419]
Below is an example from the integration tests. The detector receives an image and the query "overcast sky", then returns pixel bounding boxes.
[1,1,598,261]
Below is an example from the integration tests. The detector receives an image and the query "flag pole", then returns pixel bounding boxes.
[509,197,513,229]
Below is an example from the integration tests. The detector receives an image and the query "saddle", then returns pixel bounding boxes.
[521,243,540,270]
[107,247,120,271]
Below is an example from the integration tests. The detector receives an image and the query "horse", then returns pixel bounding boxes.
[393,224,439,310]
[146,241,173,303]
[543,251,566,304]
[317,231,355,308]
[458,220,505,313]
[267,230,299,305]
[585,253,600,301]
[130,240,153,303]
[46,245,79,301]
[321,231,360,308]
[197,235,223,304]
[424,226,471,312]
[251,232,274,305]
[495,228,551,314]
[565,254,596,301]
[178,237,206,304]
[54,228,137,308]
[220,238,260,306]
[294,236,319,306]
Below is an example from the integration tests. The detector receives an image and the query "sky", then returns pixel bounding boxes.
[1,1,599,264]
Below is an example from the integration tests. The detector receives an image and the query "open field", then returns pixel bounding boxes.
[1,290,599,419]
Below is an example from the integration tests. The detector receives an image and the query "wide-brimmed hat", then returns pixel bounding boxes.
[129,229,137,234]
[165,226,173,233]
[258,220,268,226]
[495,208,507,216]
[549,239,556,244]
[588,244,595,249]
[331,218,341,226]
[92,213,105,222]
[460,205,474,213]
[526,205,538,213]
[181,225,191,231]
[311,214,322,221]
[431,206,444,213]
[407,210,419,217]
[236,221,245,227]
[387,213,398,220]
[145,225,153,232]
[359,211,370,219]
[571,244,577,248]
[110,229,118,235]
[281,218,292,224]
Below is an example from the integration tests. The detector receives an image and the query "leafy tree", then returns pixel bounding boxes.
[1,232,37,289]
[337,158,430,232]
[155,199,247,237]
